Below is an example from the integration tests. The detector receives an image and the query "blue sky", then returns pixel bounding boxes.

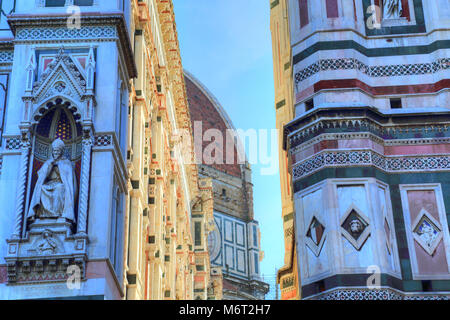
[173,0,284,297]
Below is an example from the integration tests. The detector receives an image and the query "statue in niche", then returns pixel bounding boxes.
[27,138,77,225]
[383,0,403,19]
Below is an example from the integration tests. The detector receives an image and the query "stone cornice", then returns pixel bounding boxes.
[7,12,137,79]
[283,106,450,150]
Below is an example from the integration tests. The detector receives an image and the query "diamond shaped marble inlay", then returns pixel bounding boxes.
[342,210,368,241]
[384,217,392,254]
[340,206,371,251]
[415,218,439,246]
[307,218,325,246]
[305,216,326,257]
[412,210,442,256]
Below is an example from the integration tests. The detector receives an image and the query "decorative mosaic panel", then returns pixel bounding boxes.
[0,51,13,64]
[5,137,22,150]
[15,26,117,42]
[292,150,450,180]
[294,58,450,84]
[316,288,403,300]
[94,134,113,147]
[314,288,450,300]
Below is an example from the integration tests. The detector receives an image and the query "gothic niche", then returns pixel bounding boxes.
[27,101,82,233]
[5,101,87,284]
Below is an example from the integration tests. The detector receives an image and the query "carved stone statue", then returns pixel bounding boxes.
[37,230,59,255]
[27,138,77,224]
[383,0,403,19]
[350,219,363,234]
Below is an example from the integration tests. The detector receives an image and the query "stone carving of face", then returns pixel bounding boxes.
[51,139,65,161]
[350,220,363,234]
[52,146,64,160]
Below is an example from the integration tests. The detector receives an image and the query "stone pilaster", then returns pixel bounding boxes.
[11,137,31,238]
[77,130,93,235]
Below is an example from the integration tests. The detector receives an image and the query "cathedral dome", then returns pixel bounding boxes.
[184,71,243,178]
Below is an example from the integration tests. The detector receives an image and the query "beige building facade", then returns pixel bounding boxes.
[270,0,300,300]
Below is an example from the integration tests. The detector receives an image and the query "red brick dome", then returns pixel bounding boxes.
[184,72,242,178]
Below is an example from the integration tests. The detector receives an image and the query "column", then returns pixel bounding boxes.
[12,138,31,238]
[77,130,93,235]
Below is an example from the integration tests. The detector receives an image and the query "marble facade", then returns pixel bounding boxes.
[272,0,450,300]
[0,0,219,300]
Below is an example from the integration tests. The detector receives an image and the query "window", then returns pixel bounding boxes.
[194,222,202,246]
[254,253,259,274]
[116,82,129,161]
[305,98,314,112]
[74,0,94,6]
[45,0,66,6]
[110,184,124,277]
[299,0,309,28]
[422,280,432,292]
[390,98,402,109]
[326,0,339,18]
[45,0,93,7]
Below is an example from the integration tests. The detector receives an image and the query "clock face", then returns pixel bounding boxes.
[208,221,222,262]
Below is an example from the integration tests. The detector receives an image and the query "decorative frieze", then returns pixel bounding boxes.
[290,132,450,156]
[15,26,117,43]
[294,58,450,84]
[292,150,450,180]
[0,50,14,65]
[313,288,450,300]
[288,117,450,150]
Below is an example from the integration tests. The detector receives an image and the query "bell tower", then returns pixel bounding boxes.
[277,0,450,300]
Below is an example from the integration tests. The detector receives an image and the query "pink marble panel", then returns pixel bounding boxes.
[407,190,440,222]
[406,190,448,275]
[415,240,448,274]
[86,260,108,279]
[385,144,450,156]
[294,145,315,162]
[338,139,371,149]
[296,85,314,103]
[314,140,338,153]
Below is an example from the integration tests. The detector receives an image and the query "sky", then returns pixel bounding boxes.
[173,0,284,299]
